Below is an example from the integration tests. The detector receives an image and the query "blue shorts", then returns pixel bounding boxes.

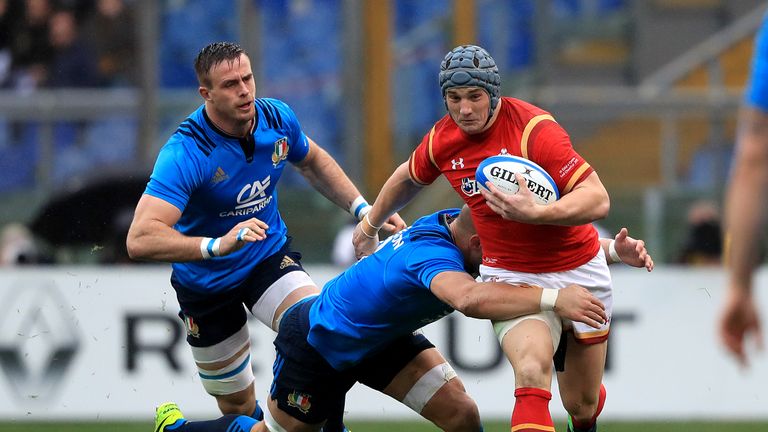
[172,239,307,348]
[271,297,434,424]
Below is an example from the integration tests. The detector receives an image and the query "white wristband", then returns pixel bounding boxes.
[200,237,222,260]
[608,239,622,263]
[349,196,371,221]
[540,288,559,311]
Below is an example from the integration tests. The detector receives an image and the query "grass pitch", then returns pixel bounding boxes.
[1,420,767,432]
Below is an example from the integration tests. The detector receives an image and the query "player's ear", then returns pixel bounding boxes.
[199,86,211,100]
[470,234,482,252]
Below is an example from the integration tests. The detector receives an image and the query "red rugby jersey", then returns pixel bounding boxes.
[409,97,600,272]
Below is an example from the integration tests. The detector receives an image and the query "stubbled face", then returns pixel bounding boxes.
[445,87,491,134]
[201,53,256,132]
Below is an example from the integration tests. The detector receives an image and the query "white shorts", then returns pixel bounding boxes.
[481,248,613,349]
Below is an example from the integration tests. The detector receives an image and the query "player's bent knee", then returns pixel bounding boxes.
[511,357,552,389]
[440,394,481,432]
[401,362,458,413]
[562,393,599,420]
[198,349,255,397]
[421,381,481,432]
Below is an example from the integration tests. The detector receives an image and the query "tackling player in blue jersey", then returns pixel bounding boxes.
[154,206,653,432]
[126,42,405,430]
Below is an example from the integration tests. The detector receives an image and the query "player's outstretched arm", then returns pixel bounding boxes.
[719,106,768,366]
[295,137,406,234]
[430,272,606,329]
[126,194,268,262]
[598,228,654,271]
[353,161,421,259]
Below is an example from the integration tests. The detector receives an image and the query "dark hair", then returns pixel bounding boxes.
[194,42,246,88]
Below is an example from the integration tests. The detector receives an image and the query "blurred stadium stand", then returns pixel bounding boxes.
[0,0,765,263]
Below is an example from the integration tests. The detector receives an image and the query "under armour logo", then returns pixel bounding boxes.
[451,158,464,169]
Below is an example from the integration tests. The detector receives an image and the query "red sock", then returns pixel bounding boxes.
[571,383,607,431]
[511,387,554,432]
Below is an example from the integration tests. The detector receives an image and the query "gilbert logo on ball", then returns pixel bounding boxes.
[475,155,559,205]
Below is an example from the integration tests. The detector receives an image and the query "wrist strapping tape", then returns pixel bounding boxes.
[540,288,559,311]
[200,237,221,259]
[349,196,371,221]
[608,239,622,263]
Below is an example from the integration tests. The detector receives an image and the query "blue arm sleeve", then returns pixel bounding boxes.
[406,240,467,290]
[746,13,768,111]
[144,142,207,212]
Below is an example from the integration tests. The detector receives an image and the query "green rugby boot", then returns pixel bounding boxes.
[154,402,187,432]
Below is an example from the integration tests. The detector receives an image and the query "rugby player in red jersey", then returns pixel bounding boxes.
[354,45,653,432]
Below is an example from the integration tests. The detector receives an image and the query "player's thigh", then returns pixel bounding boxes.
[240,245,320,331]
[556,332,607,401]
[270,301,353,428]
[176,289,255,401]
[493,312,562,368]
[262,396,323,432]
[381,347,460,400]
[391,348,476,421]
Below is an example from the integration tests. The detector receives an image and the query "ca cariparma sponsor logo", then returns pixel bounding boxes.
[461,177,480,197]
[0,281,79,403]
[272,137,289,166]
[220,175,274,217]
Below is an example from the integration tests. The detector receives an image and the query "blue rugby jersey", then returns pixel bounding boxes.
[308,209,465,370]
[144,98,309,293]
[746,13,768,110]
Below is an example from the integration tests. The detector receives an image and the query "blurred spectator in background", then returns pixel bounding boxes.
[676,199,722,266]
[9,0,54,91]
[0,223,42,265]
[331,219,358,268]
[83,0,136,87]
[719,11,768,367]
[0,0,12,87]
[46,8,99,87]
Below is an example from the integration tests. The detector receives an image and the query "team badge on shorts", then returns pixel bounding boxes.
[287,391,312,413]
[272,137,289,166]
[280,255,299,270]
[183,315,200,338]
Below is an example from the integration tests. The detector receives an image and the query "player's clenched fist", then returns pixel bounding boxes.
[352,222,379,260]
[218,218,269,256]
[554,284,607,330]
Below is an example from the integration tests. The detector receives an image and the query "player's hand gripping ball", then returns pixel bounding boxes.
[475,155,559,205]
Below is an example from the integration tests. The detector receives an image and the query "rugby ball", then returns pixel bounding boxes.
[475,155,559,205]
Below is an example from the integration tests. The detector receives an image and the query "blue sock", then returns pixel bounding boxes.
[168,414,257,432]
[251,400,264,421]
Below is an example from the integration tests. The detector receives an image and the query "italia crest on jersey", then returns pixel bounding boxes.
[272,137,289,166]
[461,177,480,197]
[287,391,312,413]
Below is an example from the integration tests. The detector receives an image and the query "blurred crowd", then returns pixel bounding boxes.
[0,0,136,91]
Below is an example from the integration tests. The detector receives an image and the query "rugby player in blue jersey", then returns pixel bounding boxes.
[126,42,405,430]
[720,13,768,367]
[153,206,653,432]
